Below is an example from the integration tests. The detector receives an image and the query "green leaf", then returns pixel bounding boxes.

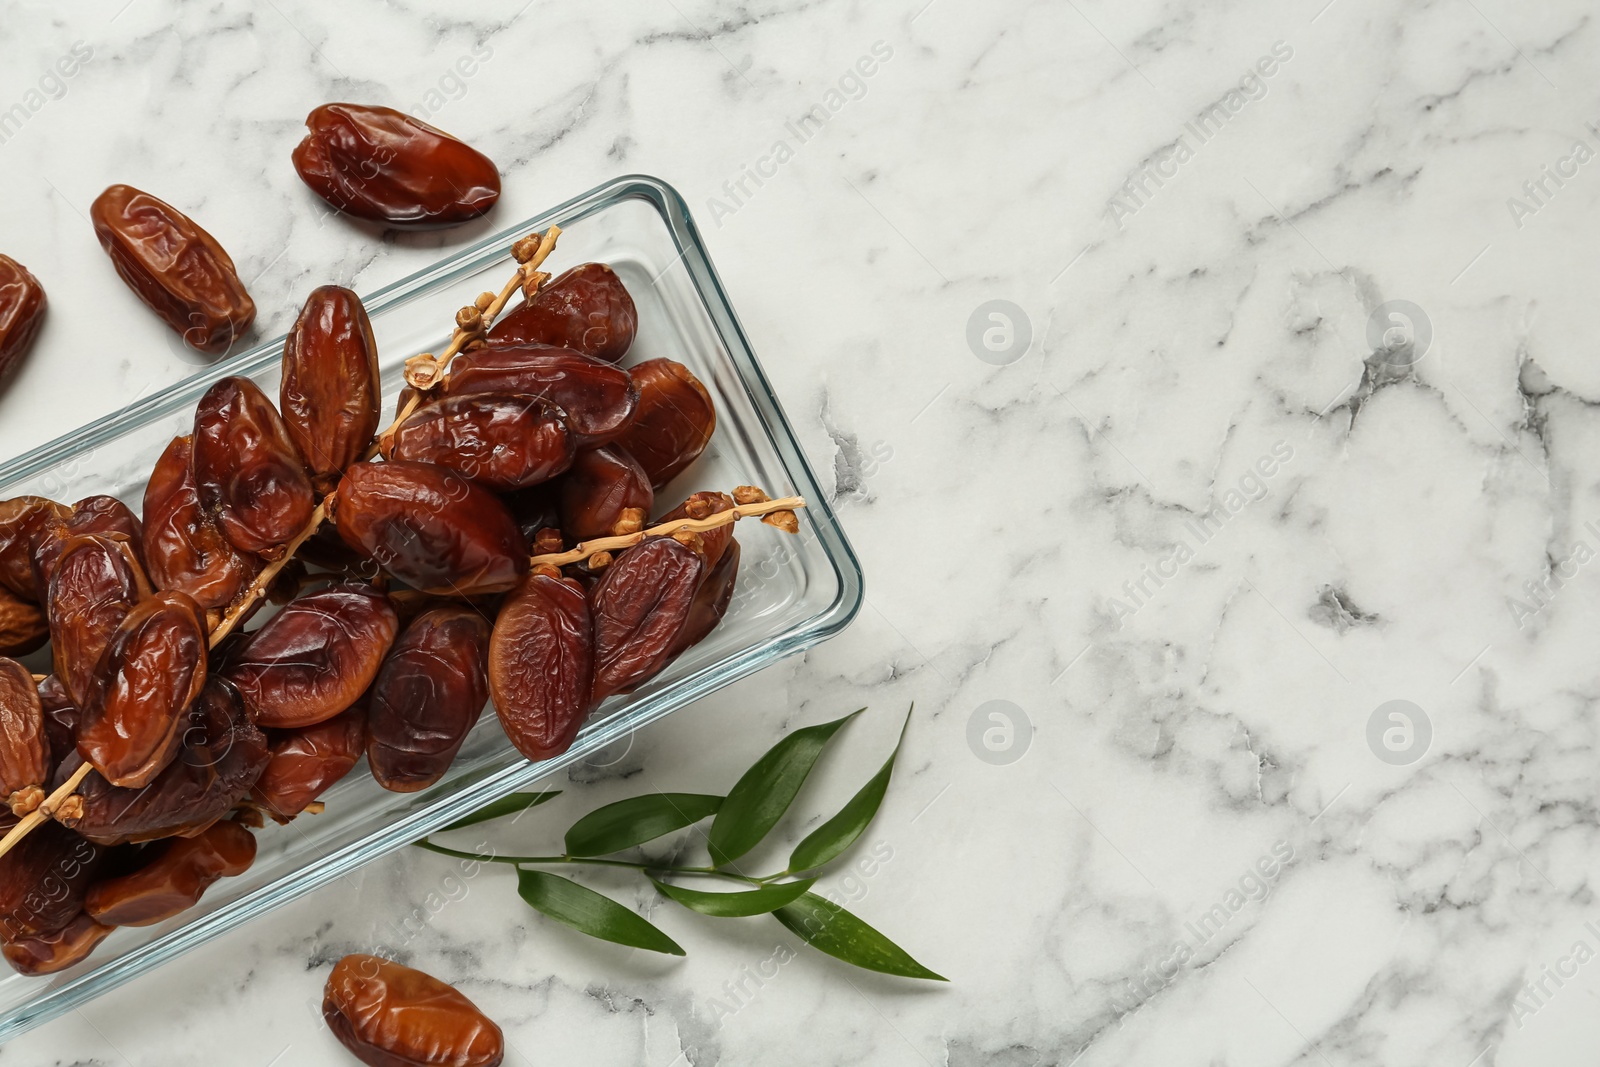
[650,877,817,917]
[515,869,685,955]
[441,790,561,832]
[773,893,945,980]
[790,705,913,873]
[708,709,864,867]
[565,793,723,857]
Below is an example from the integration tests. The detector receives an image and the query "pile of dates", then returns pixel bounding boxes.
[0,243,755,980]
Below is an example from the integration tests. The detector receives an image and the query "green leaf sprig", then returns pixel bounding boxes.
[414,705,943,981]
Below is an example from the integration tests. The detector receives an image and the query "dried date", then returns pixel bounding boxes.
[330,462,527,596]
[323,953,504,1067]
[84,818,255,927]
[143,435,262,611]
[589,537,704,702]
[0,821,103,940]
[487,263,637,364]
[48,533,151,707]
[368,607,490,792]
[31,494,146,603]
[559,445,654,542]
[0,496,70,602]
[89,184,255,354]
[489,571,593,761]
[0,254,46,382]
[0,658,48,816]
[37,675,77,764]
[293,103,501,227]
[612,359,716,489]
[671,537,739,658]
[656,491,735,570]
[281,285,382,494]
[223,581,397,728]
[438,343,638,447]
[2,912,114,976]
[387,393,575,492]
[77,591,207,789]
[251,702,367,820]
[0,587,47,657]
[62,678,270,845]
[193,376,316,557]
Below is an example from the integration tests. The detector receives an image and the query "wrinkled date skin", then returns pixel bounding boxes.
[368,608,490,793]
[62,679,270,845]
[489,572,593,762]
[37,675,77,764]
[560,445,654,542]
[671,537,739,658]
[193,376,316,557]
[487,263,637,364]
[252,702,366,820]
[656,492,735,571]
[331,462,528,596]
[293,103,501,228]
[31,495,146,604]
[439,344,638,448]
[323,953,505,1067]
[0,821,104,940]
[77,591,207,789]
[388,393,575,492]
[84,818,255,927]
[143,435,262,611]
[224,582,398,728]
[2,912,114,976]
[282,285,382,494]
[612,359,716,489]
[589,537,704,702]
[0,588,46,658]
[89,184,256,354]
[0,254,46,381]
[0,658,48,815]
[0,496,70,602]
[48,533,151,708]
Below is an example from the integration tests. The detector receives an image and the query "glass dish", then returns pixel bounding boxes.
[0,174,862,1041]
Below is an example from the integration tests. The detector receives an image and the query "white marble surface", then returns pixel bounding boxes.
[3,0,1600,1062]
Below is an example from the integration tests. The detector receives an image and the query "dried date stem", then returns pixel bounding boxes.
[375,226,564,456]
[0,762,91,860]
[530,491,807,569]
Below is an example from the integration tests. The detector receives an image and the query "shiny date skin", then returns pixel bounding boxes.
[0,657,48,816]
[671,537,739,658]
[368,607,490,793]
[2,912,114,976]
[611,359,716,489]
[193,376,316,557]
[89,184,256,354]
[0,254,46,382]
[487,263,637,364]
[656,491,735,571]
[0,496,70,602]
[252,702,367,820]
[76,591,207,789]
[387,393,575,492]
[282,285,382,494]
[489,571,593,762]
[330,462,528,596]
[143,435,261,611]
[559,445,654,542]
[84,819,255,927]
[293,103,501,228]
[61,679,270,845]
[0,588,47,657]
[37,675,78,768]
[0,820,104,940]
[223,581,397,729]
[323,953,505,1067]
[31,494,146,604]
[438,343,638,448]
[589,537,704,703]
[48,533,151,708]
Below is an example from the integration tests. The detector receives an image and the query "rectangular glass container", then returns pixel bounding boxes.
[0,175,862,1041]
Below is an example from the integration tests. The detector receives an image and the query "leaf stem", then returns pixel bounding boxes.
[415,840,772,885]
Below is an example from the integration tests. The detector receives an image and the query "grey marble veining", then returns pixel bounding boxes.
[2,0,1599,1063]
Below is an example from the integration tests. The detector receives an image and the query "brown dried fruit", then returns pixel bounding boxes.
[368,607,491,793]
[251,702,367,821]
[487,263,637,364]
[89,184,255,354]
[0,255,46,382]
[439,343,638,448]
[2,912,114,976]
[611,359,716,489]
[323,953,504,1067]
[47,533,151,707]
[0,821,103,940]
[0,658,48,816]
[223,581,398,728]
[559,445,654,542]
[193,376,316,557]
[671,537,740,658]
[84,818,255,927]
[0,587,47,657]
[489,572,593,762]
[589,537,704,702]
[142,435,262,611]
[387,393,575,492]
[0,496,70,602]
[281,285,382,494]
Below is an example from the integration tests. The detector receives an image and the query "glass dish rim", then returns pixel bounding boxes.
[0,173,864,1040]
